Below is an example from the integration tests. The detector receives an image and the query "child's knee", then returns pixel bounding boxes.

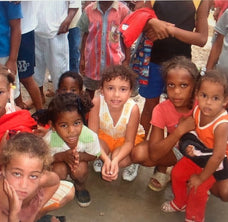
[52,162,68,179]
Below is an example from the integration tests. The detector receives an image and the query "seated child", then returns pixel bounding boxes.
[0,64,37,141]
[0,132,74,222]
[88,65,145,182]
[161,70,228,222]
[43,93,101,207]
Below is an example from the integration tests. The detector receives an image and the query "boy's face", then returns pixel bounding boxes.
[197,80,227,119]
[101,76,132,110]
[0,76,10,117]
[58,77,81,95]
[3,153,43,201]
[52,111,83,150]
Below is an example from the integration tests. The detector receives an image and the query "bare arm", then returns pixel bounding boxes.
[6,19,21,75]
[149,116,195,161]
[58,8,77,35]
[198,123,228,181]
[79,32,88,75]
[206,32,224,70]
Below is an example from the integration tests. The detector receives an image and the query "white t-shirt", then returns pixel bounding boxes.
[44,125,101,157]
[21,1,40,34]
[35,0,80,38]
[215,9,228,74]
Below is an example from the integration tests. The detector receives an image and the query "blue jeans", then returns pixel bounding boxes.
[68,27,81,72]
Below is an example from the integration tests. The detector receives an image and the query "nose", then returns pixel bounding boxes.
[114,89,119,97]
[68,125,75,134]
[174,86,181,94]
[205,97,212,105]
[20,177,28,189]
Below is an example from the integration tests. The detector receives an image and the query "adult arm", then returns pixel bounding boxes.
[206,32,224,69]
[6,19,21,75]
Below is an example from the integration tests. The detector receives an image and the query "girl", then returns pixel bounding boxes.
[43,93,101,207]
[0,132,66,222]
[0,64,37,141]
[57,71,83,95]
[161,70,228,222]
[131,56,198,191]
[88,65,145,182]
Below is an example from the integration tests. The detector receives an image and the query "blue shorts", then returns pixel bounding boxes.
[17,30,35,79]
[139,62,164,99]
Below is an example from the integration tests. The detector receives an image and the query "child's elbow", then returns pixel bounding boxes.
[197,36,208,47]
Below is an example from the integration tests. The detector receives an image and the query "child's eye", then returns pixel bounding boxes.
[180,84,188,88]
[120,87,128,92]
[167,83,175,88]
[12,172,21,177]
[107,86,113,90]
[60,124,68,128]
[71,89,77,93]
[0,90,5,95]
[213,96,220,101]
[74,120,82,126]
[29,174,39,180]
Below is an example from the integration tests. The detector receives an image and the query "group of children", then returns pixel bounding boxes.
[0,53,228,221]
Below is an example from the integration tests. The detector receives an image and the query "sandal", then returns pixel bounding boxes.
[148,167,172,192]
[161,201,186,213]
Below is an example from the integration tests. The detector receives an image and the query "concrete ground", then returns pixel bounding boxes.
[51,165,228,222]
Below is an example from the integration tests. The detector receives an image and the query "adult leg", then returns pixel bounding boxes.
[47,34,69,91]
[68,27,81,72]
[20,76,43,110]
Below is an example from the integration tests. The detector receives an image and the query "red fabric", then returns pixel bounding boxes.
[0,110,37,141]
[119,7,157,48]
[172,157,216,222]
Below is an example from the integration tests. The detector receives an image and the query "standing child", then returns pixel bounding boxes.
[0,132,73,222]
[77,0,130,99]
[161,70,228,222]
[44,93,101,207]
[88,65,145,182]
[131,56,198,191]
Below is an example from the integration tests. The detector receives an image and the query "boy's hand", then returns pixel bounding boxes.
[3,178,22,219]
[65,149,80,173]
[186,145,195,157]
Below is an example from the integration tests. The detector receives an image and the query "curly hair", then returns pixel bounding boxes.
[197,69,228,97]
[100,65,137,90]
[48,93,94,125]
[0,132,52,171]
[57,71,83,92]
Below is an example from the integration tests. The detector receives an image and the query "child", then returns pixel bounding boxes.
[161,70,228,222]
[57,71,83,95]
[77,0,130,99]
[0,132,72,222]
[43,93,101,207]
[131,56,198,191]
[0,64,37,141]
[88,65,145,182]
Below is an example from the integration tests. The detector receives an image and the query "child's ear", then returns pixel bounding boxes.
[49,120,56,131]
[223,96,228,108]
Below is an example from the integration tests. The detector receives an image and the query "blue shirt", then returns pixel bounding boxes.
[0,2,22,57]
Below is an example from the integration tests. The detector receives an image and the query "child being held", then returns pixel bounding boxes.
[162,70,228,222]
[89,65,145,182]
[43,93,101,207]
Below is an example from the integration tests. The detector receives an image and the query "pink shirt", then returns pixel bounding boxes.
[151,99,195,133]
[77,1,130,80]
